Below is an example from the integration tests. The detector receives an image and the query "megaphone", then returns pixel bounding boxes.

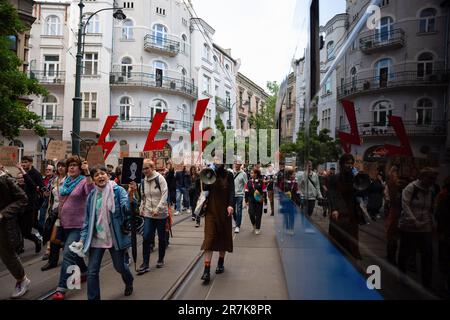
[353,173,371,191]
[200,167,217,185]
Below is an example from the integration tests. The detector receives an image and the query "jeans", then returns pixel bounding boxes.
[233,196,244,228]
[38,198,49,235]
[87,247,133,300]
[306,200,316,217]
[0,223,25,280]
[56,228,88,292]
[176,187,189,212]
[248,201,263,229]
[142,218,167,265]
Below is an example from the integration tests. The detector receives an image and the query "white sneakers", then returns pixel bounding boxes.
[174,211,181,216]
[11,276,30,299]
[234,227,240,233]
[255,229,261,235]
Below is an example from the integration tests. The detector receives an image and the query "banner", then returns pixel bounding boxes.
[45,140,68,161]
[86,145,105,167]
[0,146,19,166]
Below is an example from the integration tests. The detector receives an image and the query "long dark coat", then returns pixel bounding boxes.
[201,168,235,252]
[327,173,361,259]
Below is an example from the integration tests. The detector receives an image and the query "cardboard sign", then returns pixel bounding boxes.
[121,157,144,185]
[0,146,19,166]
[119,144,130,159]
[45,140,68,161]
[86,145,105,167]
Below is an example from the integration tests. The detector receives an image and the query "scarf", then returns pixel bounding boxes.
[59,175,85,196]
[92,181,115,240]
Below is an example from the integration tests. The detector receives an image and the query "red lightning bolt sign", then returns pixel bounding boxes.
[97,116,118,160]
[384,116,413,157]
[143,112,169,151]
[338,100,361,153]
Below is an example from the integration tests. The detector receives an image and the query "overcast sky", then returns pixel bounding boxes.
[192,0,346,91]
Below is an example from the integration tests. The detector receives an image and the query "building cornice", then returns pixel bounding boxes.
[191,18,215,36]
[237,72,269,99]
[320,12,348,31]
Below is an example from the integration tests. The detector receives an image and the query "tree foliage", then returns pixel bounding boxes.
[280,115,342,168]
[0,0,47,141]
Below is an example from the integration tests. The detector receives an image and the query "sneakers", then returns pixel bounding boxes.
[174,211,181,216]
[156,261,164,268]
[201,271,210,283]
[234,227,240,234]
[51,291,65,301]
[195,221,200,228]
[252,225,256,233]
[192,216,196,221]
[255,229,261,235]
[11,277,30,299]
[136,263,150,275]
[215,266,225,274]
[124,285,133,296]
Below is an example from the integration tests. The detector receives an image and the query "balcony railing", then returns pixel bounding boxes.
[110,72,197,99]
[144,34,180,56]
[29,71,65,85]
[359,28,405,54]
[215,96,230,111]
[40,116,64,129]
[113,117,192,132]
[336,121,447,138]
[337,69,448,100]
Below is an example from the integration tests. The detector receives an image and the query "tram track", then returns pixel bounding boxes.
[38,214,194,300]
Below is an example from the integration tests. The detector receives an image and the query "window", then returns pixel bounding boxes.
[9,140,24,161]
[203,75,211,95]
[181,104,188,123]
[152,24,167,46]
[182,18,188,26]
[288,91,292,108]
[321,109,331,130]
[203,44,210,61]
[375,58,394,87]
[84,14,100,33]
[153,60,167,87]
[327,41,335,60]
[239,91,243,108]
[240,118,245,130]
[380,0,390,7]
[213,55,218,71]
[225,91,231,108]
[120,97,132,121]
[82,92,97,119]
[151,99,167,120]
[123,2,134,9]
[44,55,59,77]
[181,34,188,53]
[121,57,133,78]
[122,19,134,39]
[156,7,166,16]
[419,8,437,33]
[82,53,98,75]
[416,98,433,125]
[377,16,394,42]
[323,77,332,94]
[42,95,57,120]
[181,68,187,83]
[417,52,434,78]
[204,108,212,128]
[372,100,393,126]
[45,15,61,36]
[286,116,292,132]
[350,67,357,90]
[9,35,18,52]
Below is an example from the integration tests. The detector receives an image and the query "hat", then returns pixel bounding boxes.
[234,156,243,165]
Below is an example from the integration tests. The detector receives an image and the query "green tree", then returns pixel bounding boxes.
[0,0,47,141]
[280,115,342,168]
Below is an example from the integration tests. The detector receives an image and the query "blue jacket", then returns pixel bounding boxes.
[80,185,131,253]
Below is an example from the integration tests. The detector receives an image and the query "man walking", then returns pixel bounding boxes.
[233,159,247,233]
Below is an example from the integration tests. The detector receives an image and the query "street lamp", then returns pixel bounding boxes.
[227,100,250,129]
[72,0,126,155]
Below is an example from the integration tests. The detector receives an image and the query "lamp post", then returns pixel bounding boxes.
[227,100,250,129]
[72,0,126,155]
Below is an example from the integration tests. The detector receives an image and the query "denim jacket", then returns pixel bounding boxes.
[80,185,131,253]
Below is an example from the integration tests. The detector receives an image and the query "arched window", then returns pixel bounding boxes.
[152,24,167,46]
[420,8,437,33]
[416,98,433,125]
[213,56,219,71]
[151,99,167,120]
[181,67,187,83]
[121,57,133,78]
[120,96,132,121]
[375,58,394,87]
[350,67,357,89]
[42,95,57,120]
[372,100,393,126]
[84,14,100,33]
[9,140,24,161]
[181,104,188,123]
[203,43,210,61]
[181,34,188,53]
[417,52,434,78]
[377,16,394,42]
[122,19,134,39]
[45,15,61,36]
[327,41,335,60]
[153,60,167,86]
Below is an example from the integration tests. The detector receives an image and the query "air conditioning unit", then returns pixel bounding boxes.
[118,76,125,82]
[169,44,175,51]
[170,81,176,89]
[53,78,62,83]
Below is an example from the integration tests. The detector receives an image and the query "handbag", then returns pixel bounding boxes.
[43,209,58,245]
[194,181,209,218]
[50,219,63,245]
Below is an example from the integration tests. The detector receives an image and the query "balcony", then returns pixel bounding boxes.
[29,71,65,85]
[359,28,405,54]
[40,116,63,130]
[110,72,197,100]
[112,117,192,133]
[338,68,448,100]
[215,96,230,113]
[144,34,180,57]
[336,121,447,138]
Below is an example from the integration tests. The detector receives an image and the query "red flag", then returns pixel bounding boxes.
[338,100,361,153]
[385,116,413,157]
[191,99,210,147]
